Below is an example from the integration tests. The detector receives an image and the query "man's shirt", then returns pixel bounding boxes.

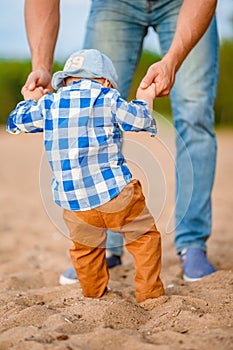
[7,79,157,211]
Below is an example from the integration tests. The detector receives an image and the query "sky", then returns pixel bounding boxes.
[0,0,232,62]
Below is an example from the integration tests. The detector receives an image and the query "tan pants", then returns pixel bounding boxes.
[63,179,164,302]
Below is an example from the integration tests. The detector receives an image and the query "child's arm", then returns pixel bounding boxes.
[7,92,47,135]
[7,101,44,134]
[136,83,156,114]
[7,86,50,134]
[112,88,157,136]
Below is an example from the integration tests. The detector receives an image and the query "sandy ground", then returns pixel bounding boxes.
[0,121,233,350]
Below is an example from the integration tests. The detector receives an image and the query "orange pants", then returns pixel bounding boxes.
[63,179,164,302]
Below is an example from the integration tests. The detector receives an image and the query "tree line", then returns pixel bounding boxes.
[1,41,232,126]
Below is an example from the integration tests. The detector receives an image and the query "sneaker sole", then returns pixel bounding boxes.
[183,274,202,282]
[59,274,79,285]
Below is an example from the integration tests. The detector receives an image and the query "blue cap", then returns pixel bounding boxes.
[52,49,119,90]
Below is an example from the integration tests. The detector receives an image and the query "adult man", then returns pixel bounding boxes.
[24,0,218,282]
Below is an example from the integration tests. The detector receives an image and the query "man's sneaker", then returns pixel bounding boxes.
[180,247,215,282]
[59,266,78,285]
[59,254,122,285]
[105,253,122,268]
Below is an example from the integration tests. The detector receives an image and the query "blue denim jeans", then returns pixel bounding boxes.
[84,0,219,255]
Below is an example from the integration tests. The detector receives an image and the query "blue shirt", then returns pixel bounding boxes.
[7,79,157,211]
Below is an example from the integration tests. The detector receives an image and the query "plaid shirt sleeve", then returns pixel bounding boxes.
[6,98,47,134]
[111,92,157,135]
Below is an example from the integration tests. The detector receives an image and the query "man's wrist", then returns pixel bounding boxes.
[31,58,53,75]
[162,51,182,74]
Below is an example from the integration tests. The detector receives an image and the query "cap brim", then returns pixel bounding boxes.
[52,71,70,90]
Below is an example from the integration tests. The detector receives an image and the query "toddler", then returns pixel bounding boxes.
[7,49,164,302]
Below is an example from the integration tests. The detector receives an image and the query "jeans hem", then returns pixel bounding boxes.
[176,243,207,255]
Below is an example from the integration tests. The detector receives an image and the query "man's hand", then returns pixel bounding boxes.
[140,0,217,97]
[22,69,52,93]
[21,86,48,101]
[139,56,176,97]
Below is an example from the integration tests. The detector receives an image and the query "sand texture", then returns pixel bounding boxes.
[0,125,232,350]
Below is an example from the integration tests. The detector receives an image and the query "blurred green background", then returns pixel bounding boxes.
[0,40,233,126]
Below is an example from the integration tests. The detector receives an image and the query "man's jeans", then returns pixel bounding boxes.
[84,0,219,254]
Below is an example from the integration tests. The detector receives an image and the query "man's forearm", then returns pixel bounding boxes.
[164,0,217,72]
[24,0,60,73]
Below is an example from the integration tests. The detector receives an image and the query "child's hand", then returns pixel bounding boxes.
[136,83,156,113]
[21,86,49,101]
[136,83,156,100]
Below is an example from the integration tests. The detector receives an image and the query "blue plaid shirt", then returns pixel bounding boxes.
[7,79,157,211]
